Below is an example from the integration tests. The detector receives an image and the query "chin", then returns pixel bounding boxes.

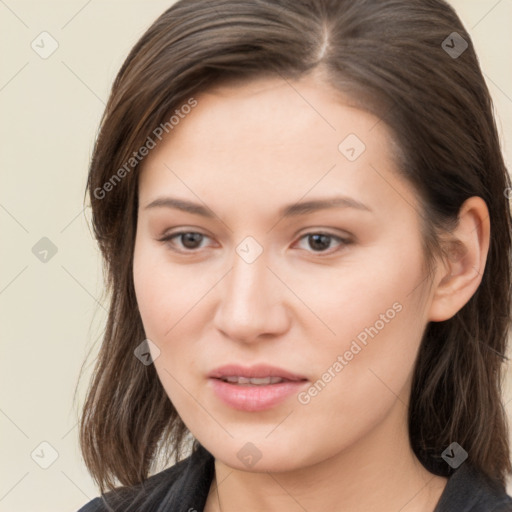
[204,436,320,474]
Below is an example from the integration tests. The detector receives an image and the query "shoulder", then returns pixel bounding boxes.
[76,496,105,512]
[435,463,512,512]
[78,498,106,512]
[75,443,215,512]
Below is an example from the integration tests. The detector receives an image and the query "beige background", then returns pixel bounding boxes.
[0,1,511,510]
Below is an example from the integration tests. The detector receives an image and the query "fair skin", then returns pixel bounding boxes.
[133,73,490,512]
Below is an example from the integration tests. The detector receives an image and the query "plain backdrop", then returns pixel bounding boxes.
[1,1,511,510]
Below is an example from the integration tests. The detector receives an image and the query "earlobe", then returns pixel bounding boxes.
[427,196,490,322]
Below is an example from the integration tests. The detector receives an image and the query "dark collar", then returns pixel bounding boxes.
[155,442,215,512]
[433,463,512,512]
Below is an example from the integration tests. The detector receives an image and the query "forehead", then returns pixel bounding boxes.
[138,75,417,220]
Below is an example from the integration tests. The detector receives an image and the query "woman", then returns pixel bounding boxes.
[76,0,512,510]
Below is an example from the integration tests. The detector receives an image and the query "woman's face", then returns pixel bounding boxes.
[133,74,438,472]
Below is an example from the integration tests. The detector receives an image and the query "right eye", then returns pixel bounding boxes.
[158,230,214,253]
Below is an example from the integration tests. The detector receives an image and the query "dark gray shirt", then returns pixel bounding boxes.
[76,444,512,512]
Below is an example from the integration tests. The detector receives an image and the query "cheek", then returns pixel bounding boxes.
[133,241,157,332]
[296,306,422,460]
[133,236,177,340]
[304,245,427,409]
[133,237,211,359]
[133,241,199,406]
[311,247,424,350]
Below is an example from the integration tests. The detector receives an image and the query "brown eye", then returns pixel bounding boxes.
[178,232,205,249]
[307,234,333,251]
[158,231,211,252]
[296,232,351,254]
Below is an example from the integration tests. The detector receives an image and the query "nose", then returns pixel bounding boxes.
[212,245,290,344]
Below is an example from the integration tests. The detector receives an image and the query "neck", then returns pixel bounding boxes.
[204,399,447,512]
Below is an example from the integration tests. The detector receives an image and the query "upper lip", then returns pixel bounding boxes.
[208,364,308,381]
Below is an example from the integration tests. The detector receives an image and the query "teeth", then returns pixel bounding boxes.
[222,376,285,385]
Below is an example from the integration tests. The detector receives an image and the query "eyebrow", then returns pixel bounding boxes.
[143,195,373,218]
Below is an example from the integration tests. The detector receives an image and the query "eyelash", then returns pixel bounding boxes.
[157,230,352,256]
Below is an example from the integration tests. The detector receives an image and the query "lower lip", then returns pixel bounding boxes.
[208,378,308,412]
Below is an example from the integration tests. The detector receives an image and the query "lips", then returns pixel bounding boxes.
[207,364,309,412]
[208,364,308,382]
[221,376,285,385]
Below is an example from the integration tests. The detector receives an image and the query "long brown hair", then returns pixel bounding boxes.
[79,0,512,493]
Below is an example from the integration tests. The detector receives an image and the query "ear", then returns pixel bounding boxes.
[427,196,490,322]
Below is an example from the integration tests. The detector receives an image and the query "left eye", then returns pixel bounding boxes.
[295,233,349,254]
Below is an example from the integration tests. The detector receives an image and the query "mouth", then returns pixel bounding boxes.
[216,376,292,385]
[207,364,309,411]
[208,363,308,382]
